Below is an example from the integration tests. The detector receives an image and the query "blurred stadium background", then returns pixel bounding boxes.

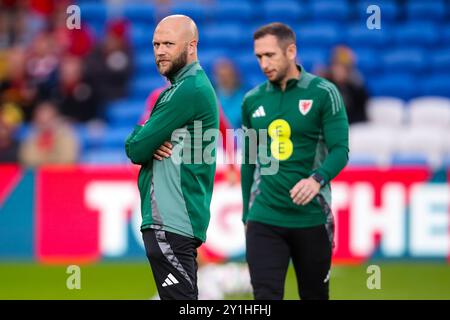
[1,0,450,300]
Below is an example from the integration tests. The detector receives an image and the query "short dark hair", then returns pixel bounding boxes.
[253,22,296,49]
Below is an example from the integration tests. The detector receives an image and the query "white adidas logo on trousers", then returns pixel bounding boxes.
[162,273,179,287]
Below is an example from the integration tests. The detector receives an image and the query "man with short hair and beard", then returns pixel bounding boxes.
[241,23,349,300]
[125,15,219,300]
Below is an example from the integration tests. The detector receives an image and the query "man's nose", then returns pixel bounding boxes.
[260,57,269,71]
[154,47,166,57]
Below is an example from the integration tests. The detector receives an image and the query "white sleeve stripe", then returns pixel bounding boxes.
[317,84,333,114]
[318,82,343,115]
[319,82,342,113]
[317,83,337,115]
[326,82,343,113]
[317,83,336,114]
[160,80,184,103]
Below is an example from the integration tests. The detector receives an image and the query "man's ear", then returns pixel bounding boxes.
[188,40,197,56]
[286,43,297,61]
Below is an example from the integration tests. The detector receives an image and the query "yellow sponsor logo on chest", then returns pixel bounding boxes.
[268,119,293,161]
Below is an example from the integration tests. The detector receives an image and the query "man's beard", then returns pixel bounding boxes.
[158,48,188,78]
[270,62,290,85]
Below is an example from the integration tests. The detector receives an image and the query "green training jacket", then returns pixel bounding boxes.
[125,62,219,242]
[241,65,349,228]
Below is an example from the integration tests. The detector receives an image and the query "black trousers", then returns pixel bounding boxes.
[246,221,332,300]
[142,229,202,300]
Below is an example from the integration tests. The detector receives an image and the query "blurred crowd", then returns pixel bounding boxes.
[0,0,133,165]
[0,0,369,167]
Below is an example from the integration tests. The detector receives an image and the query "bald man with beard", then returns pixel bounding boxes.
[125,15,219,300]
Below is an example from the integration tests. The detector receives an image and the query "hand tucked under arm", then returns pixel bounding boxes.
[153,141,173,161]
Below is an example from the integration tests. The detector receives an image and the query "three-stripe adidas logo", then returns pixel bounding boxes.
[252,106,266,118]
[323,269,331,283]
[162,273,179,287]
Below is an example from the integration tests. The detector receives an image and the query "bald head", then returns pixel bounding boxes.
[157,15,198,42]
[153,15,199,78]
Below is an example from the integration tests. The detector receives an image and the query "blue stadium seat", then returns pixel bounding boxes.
[78,2,107,24]
[430,48,450,72]
[348,154,378,167]
[135,52,156,75]
[77,123,135,153]
[98,127,133,148]
[235,53,261,79]
[442,24,450,45]
[391,154,429,167]
[352,48,380,74]
[394,23,439,47]
[82,21,104,41]
[106,100,145,127]
[345,24,391,47]
[169,2,210,24]
[262,0,306,24]
[14,123,32,141]
[129,76,166,99]
[198,48,231,75]
[310,0,350,21]
[356,1,398,22]
[110,0,450,105]
[211,1,254,22]
[241,65,263,84]
[297,23,341,47]
[298,48,328,72]
[74,124,110,151]
[202,24,245,48]
[80,148,129,164]
[382,48,426,72]
[123,3,155,23]
[234,52,257,67]
[73,124,91,151]
[368,73,415,100]
[421,74,450,97]
[246,74,267,89]
[407,0,445,21]
[130,23,153,49]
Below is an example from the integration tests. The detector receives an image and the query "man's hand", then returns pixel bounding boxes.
[289,177,321,206]
[153,141,172,161]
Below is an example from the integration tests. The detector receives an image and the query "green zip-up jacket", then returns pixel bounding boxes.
[241,65,349,228]
[125,62,219,242]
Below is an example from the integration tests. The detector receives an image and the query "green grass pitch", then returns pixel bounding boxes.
[0,262,449,300]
